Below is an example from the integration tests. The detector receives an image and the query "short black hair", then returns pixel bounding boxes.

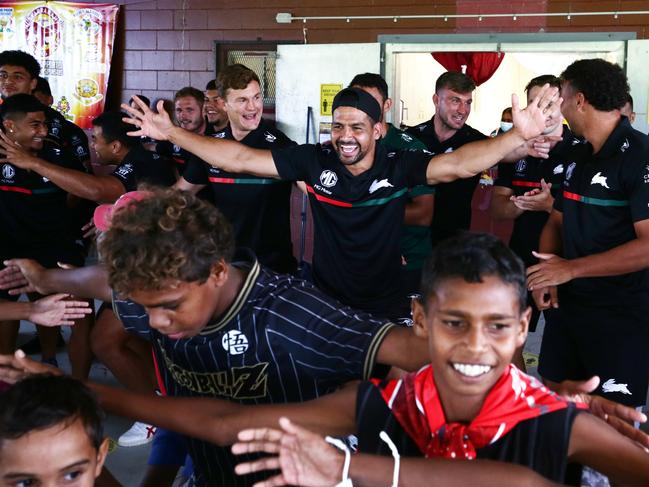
[205,79,217,91]
[174,86,204,105]
[525,74,560,93]
[130,94,150,108]
[625,93,634,109]
[34,76,52,96]
[92,110,138,149]
[0,50,40,78]
[349,73,389,102]
[0,375,104,450]
[435,71,476,94]
[420,232,527,312]
[560,59,629,111]
[0,93,45,122]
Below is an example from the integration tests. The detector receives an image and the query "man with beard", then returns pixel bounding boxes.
[407,72,486,246]
[125,84,560,320]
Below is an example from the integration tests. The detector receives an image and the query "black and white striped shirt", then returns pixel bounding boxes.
[114,250,395,486]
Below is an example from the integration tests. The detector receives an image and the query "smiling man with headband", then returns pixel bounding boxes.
[123,84,561,320]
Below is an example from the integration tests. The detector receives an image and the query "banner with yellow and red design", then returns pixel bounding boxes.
[0,1,118,128]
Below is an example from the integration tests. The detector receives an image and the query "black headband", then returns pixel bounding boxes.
[332,87,381,122]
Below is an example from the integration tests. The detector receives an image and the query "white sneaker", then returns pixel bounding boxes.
[117,421,156,447]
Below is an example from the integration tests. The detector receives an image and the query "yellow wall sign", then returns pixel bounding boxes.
[320,84,342,116]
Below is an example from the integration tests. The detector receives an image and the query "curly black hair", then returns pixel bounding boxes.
[0,50,40,78]
[560,59,629,111]
[98,188,235,296]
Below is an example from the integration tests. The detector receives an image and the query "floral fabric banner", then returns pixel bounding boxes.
[0,2,118,128]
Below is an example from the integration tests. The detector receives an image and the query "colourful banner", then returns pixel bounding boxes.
[0,2,118,128]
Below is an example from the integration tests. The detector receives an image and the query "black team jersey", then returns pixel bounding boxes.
[110,144,176,192]
[354,381,582,484]
[407,118,487,246]
[183,121,297,274]
[494,126,581,267]
[0,141,85,247]
[43,106,91,169]
[113,250,395,486]
[272,144,430,319]
[555,117,649,307]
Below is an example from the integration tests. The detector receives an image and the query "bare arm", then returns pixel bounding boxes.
[24,159,125,203]
[568,412,649,486]
[528,219,649,291]
[174,176,206,194]
[376,326,429,372]
[539,209,563,255]
[490,186,523,220]
[123,99,279,178]
[0,260,112,302]
[89,381,359,446]
[404,194,434,226]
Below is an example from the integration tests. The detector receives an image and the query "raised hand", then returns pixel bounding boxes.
[28,294,92,327]
[512,84,562,141]
[121,96,176,142]
[233,417,344,487]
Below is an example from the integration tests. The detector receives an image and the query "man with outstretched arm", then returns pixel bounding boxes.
[123,85,561,320]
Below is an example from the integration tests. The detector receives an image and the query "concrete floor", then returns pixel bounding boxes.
[17,313,648,486]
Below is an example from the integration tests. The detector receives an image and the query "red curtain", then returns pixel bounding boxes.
[432,52,505,86]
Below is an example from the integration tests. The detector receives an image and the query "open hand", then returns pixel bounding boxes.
[512,85,562,141]
[121,96,176,142]
[233,417,344,487]
[29,294,92,326]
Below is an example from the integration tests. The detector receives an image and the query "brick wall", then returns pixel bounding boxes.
[95,0,649,107]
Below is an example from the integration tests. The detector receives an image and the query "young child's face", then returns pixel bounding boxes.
[413,275,530,413]
[0,418,108,487]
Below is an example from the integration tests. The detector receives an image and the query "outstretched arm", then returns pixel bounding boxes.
[233,418,562,487]
[0,295,92,326]
[0,132,125,202]
[569,412,649,486]
[122,98,278,178]
[425,85,561,185]
[0,260,112,302]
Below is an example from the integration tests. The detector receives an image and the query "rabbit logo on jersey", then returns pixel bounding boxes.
[222,330,249,355]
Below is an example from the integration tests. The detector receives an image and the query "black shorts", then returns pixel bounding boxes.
[538,302,649,407]
[0,240,85,301]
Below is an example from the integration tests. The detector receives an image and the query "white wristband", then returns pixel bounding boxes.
[325,436,353,487]
[380,431,400,487]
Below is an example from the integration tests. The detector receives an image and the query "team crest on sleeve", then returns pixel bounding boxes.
[319,170,338,188]
[565,162,576,181]
[264,131,276,143]
[222,330,249,355]
[2,164,15,180]
[212,132,226,139]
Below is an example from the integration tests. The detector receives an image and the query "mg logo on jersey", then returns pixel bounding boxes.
[2,164,15,179]
[222,330,249,355]
[319,170,338,188]
[515,159,526,173]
